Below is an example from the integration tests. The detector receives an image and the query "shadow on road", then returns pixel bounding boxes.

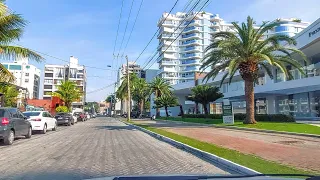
[94,125,137,131]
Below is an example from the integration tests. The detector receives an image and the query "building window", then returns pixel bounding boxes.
[25,79,29,83]
[44,79,53,84]
[45,73,53,77]
[9,65,22,70]
[25,73,29,76]
[44,85,52,89]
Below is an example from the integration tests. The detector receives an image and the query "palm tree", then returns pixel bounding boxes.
[132,78,150,117]
[0,1,43,82]
[50,80,82,110]
[154,95,178,117]
[150,77,172,117]
[201,16,307,124]
[186,85,224,115]
[115,73,139,113]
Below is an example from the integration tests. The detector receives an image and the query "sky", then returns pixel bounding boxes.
[3,0,319,102]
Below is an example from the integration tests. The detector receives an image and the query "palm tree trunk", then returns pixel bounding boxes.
[195,102,199,114]
[179,104,184,117]
[140,101,144,117]
[165,106,169,117]
[244,79,256,124]
[203,103,209,115]
[155,91,160,117]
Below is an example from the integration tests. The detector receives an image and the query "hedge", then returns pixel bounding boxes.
[182,113,295,122]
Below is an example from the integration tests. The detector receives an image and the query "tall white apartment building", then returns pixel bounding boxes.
[43,56,87,108]
[1,58,41,99]
[157,12,310,85]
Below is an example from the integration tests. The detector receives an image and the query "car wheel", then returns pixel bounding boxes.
[42,124,47,134]
[52,122,57,131]
[25,127,32,139]
[4,130,14,145]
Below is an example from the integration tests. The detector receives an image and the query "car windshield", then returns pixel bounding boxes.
[22,112,41,117]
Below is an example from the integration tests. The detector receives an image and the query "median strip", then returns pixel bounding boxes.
[122,120,316,175]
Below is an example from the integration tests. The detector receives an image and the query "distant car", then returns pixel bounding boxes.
[23,111,57,134]
[85,112,90,120]
[55,113,74,126]
[0,108,32,145]
[70,113,77,124]
[74,112,86,122]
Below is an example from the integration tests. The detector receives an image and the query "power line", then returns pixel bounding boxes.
[140,0,201,69]
[142,0,204,70]
[131,0,180,65]
[86,82,116,94]
[143,0,212,70]
[117,0,135,57]
[112,0,125,69]
[11,42,117,72]
[121,0,144,58]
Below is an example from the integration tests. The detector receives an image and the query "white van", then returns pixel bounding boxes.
[159,110,172,117]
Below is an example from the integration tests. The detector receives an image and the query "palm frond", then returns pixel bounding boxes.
[0,45,43,61]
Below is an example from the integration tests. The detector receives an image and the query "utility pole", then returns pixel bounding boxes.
[126,55,131,121]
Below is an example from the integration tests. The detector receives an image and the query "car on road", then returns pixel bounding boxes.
[74,112,86,122]
[55,112,74,126]
[23,111,57,134]
[70,113,78,124]
[0,108,32,145]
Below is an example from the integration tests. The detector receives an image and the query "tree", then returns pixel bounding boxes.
[56,106,69,113]
[85,102,99,113]
[0,83,18,107]
[132,78,151,117]
[154,95,178,117]
[150,77,172,117]
[201,16,307,124]
[50,80,81,110]
[0,1,43,83]
[115,73,139,113]
[105,94,115,103]
[186,85,223,115]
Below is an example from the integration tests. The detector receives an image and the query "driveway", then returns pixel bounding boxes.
[0,117,230,180]
[134,120,320,173]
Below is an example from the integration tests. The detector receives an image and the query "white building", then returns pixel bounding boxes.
[43,56,87,108]
[1,58,41,99]
[157,12,310,86]
[155,17,320,120]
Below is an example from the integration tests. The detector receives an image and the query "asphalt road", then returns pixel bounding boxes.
[0,117,231,180]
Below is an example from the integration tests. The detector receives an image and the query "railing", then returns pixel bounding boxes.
[182,60,197,64]
[184,20,195,25]
[184,46,196,51]
[184,26,196,32]
[182,53,201,58]
[182,39,201,45]
[276,65,320,83]
[182,33,196,38]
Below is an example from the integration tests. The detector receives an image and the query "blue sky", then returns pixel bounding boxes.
[4,0,319,101]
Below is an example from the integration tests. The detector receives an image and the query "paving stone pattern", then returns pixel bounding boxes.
[0,118,229,180]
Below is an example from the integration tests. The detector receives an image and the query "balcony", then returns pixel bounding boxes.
[180,66,198,72]
[160,33,176,39]
[157,53,178,62]
[211,22,219,27]
[181,59,198,65]
[161,47,178,52]
[160,60,178,66]
[181,33,200,39]
[182,46,202,52]
[181,53,202,59]
[181,39,201,46]
[184,20,195,25]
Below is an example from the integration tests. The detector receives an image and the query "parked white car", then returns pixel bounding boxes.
[70,113,77,124]
[23,111,57,134]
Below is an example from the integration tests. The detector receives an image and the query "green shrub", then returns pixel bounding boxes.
[55,106,69,113]
[182,113,295,122]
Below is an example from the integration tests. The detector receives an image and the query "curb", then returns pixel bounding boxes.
[156,119,320,138]
[121,120,261,175]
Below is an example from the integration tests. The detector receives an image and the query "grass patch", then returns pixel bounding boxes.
[219,122,320,135]
[159,117,320,135]
[133,123,318,175]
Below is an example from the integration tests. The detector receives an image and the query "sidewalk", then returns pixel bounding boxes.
[133,120,320,173]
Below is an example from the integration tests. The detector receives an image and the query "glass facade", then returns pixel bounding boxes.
[276,91,320,117]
